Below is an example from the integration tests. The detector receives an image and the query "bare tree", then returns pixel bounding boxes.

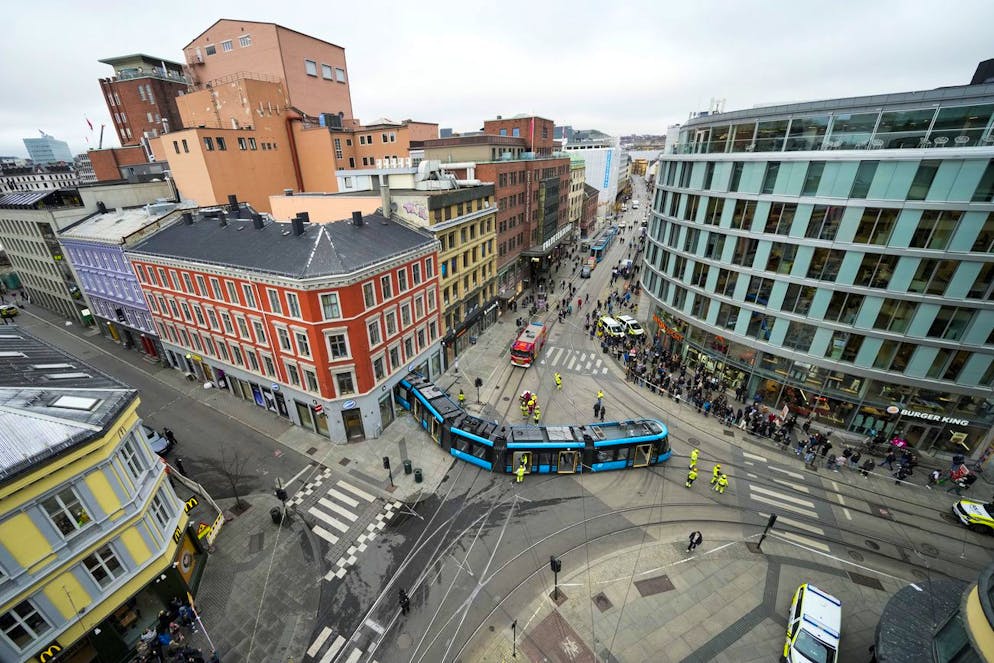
[218,446,251,512]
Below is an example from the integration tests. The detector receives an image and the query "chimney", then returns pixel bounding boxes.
[352,211,363,226]
[380,183,391,218]
[96,201,107,214]
[227,194,239,213]
[182,211,193,225]
[283,188,293,196]
[252,212,264,229]
[218,211,228,227]
[297,211,310,224]
[291,213,305,236]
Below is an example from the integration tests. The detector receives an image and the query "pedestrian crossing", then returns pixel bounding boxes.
[306,628,379,663]
[539,346,609,374]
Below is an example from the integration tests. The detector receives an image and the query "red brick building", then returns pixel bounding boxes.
[483,115,556,156]
[98,54,188,147]
[126,203,442,442]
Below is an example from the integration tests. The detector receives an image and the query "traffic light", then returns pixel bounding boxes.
[383,456,391,470]
[474,377,483,388]
[549,556,561,574]
[275,487,288,503]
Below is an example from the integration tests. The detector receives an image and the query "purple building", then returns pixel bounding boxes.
[59,201,190,357]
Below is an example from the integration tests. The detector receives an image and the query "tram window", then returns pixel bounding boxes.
[535,452,552,467]
[595,449,616,463]
[615,447,630,462]
[453,435,471,453]
[472,444,490,460]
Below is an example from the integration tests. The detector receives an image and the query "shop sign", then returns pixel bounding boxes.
[484,301,498,315]
[343,400,357,409]
[900,409,970,426]
[35,640,63,663]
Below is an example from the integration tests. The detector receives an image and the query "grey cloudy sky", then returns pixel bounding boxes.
[2,0,993,157]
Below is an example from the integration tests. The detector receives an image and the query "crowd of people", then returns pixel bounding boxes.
[136,597,218,662]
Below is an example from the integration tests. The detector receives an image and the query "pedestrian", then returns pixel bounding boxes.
[399,589,410,615]
[849,450,862,470]
[710,464,722,485]
[599,405,606,422]
[554,372,562,390]
[689,448,699,470]
[714,473,729,494]
[175,457,187,476]
[594,402,601,418]
[686,467,698,487]
[946,477,967,495]
[458,389,465,405]
[687,530,703,552]
[163,427,177,445]
[895,465,911,485]
[881,450,896,470]
[533,406,542,424]
[516,462,526,484]
[860,458,875,477]
[927,469,941,488]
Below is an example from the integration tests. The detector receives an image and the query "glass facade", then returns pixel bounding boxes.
[646,91,994,458]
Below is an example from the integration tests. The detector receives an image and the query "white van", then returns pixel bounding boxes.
[616,314,645,337]
[597,316,625,338]
[632,200,640,209]
[782,583,840,663]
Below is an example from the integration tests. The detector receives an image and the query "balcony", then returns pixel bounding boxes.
[109,67,189,85]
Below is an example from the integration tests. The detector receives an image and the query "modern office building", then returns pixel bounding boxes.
[22,134,72,165]
[98,54,188,147]
[563,132,630,216]
[0,329,189,663]
[126,204,442,442]
[645,77,994,459]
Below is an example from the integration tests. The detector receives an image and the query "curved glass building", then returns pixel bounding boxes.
[644,80,994,458]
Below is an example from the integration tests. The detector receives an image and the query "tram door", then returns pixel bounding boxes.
[429,417,441,443]
[633,444,652,468]
[557,451,579,474]
[412,398,424,428]
[512,452,532,474]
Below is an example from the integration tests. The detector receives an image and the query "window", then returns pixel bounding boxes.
[239,35,251,47]
[252,320,266,344]
[972,160,994,202]
[303,369,319,392]
[181,273,193,293]
[380,275,393,299]
[193,305,206,326]
[703,197,724,225]
[764,203,796,235]
[210,278,224,301]
[120,437,144,480]
[262,355,276,377]
[220,312,234,334]
[327,333,348,359]
[715,269,738,297]
[908,259,957,296]
[363,282,376,308]
[412,263,422,285]
[928,306,972,341]
[824,291,864,323]
[373,356,386,381]
[285,362,301,386]
[910,210,960,250]
[285,292,301,318]
[385,310,398,335]
[850,161,878,198]
[805,206,843,241]
[368,320,382,346]
[806,248,845,281]
[42,487,91,537]
[221,40,233,52]
[729,162,744,191]
[825,331,864,363]
[401,303,412,327]
[195,274,207,296]
[236,317,250,339]
[248,137,257,150]
[874,299,915,332]
[1,599,52,649]
[853,208,897,245]
[204,137,214,151]
[801,161,825,196]
[321,64,333,80]
[241,284,256,307]
[782,321,816,352]
[761,161,780,194]
[907,160,940,200]
[783,284,817,315]
[226,281,239,304]
[968,262,994,299]
[84,545,125,589]
[182,139,189,153]
[730,200,756,230]
[205,45,216,56]
[335,372,356,395]
[320,293,341,319]
[277,328,292,352]
[267,289,282,315]
[853,253,898,288]
[335,67,346,83]
[238,137,247,150]
[246,350,260,372]
[397,269,408,292]
[295,332,311,357]
[745,276,773,306]
[305,59,318,76]
[702,162,715,190]
[715,302,739,329]
[874,340,917,371]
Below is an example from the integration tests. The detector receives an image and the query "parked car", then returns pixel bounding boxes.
[580,265,592,279]
[143,425,174,456]
[0,304,19,318]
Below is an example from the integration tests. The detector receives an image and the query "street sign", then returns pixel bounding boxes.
[196,522,212,539]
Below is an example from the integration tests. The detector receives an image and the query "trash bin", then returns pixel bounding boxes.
[403,459,413,475]
[414,468,423,483]
[270,507,282,524]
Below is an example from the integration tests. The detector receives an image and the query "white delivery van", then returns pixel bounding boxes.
[616,314,645,337]
[632,200,640,209]
[597,316,625,338]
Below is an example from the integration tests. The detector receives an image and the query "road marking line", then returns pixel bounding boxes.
[317,636,345,663]
[319,498,358,521]
[306,627,332,658]
[772,479,810,493]
[747,473,757,479]
[364,618,385,635]
[286,465,312,487]
[768,534,908,582]
[344,648,362,663]
[337,480,375,502]
[750,494,819,519]
[743,451,767,462]
[309,507,349,533]
[751,485,816,508]
[830,481,854,520]
[758,512,824,535]
[744,461,755,466]
[567,354,577,370]
[325,488,360,508]
[777,530,831,553]
[770,466,805,480]
[312,526,339,545]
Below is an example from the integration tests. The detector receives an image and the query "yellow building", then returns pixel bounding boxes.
[0,329,191,663]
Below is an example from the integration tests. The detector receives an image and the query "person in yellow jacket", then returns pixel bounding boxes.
[689,448,700,470]
[533,406,542,424]
[685,467,698,488]
[516,462,526,483]
[554,372,562,390]
[458,389,466,405]
[714,473,729,494]
[520,401,528,418]
[710,464,722,485]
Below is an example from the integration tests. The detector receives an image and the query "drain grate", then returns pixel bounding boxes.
[724,430,735,437]
[634,574,675,597]
[339,457,351,466]
[848,571,884,591]
[306,447,318,455]
[248,532,264,554]
[592,592,613,612]
[848,550,864,562]
[918,543,939,558]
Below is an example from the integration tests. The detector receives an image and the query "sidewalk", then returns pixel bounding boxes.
[467,531,906,663]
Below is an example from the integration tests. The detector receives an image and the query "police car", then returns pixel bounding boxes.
[616,314,645,337]
[952,499,994,534]
[782,583,840,663]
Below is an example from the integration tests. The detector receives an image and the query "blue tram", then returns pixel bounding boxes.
[394,373,671,475]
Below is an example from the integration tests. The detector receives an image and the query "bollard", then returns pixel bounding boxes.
[414,468,423,483]
[403,460,413,475]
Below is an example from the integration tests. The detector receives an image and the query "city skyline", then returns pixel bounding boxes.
[2,0,994,157]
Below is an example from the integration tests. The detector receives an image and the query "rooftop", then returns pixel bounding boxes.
[0,189,82,210]
[128,207,436,279]
[60,202,192,245]
[0,327,137,483]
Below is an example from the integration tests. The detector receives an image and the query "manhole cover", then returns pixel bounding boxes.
[339,457,351,466]
[592,592,614,612]
[865,540,880,550]
[634,575,675,597]
[306,446,318,455]
[688,437,702,446]
[724,430,735,437]
[502,396,510,401]
[848,571,884,591]
[918,543,939,558]
[848,550,864,561]
[488,625,495,632]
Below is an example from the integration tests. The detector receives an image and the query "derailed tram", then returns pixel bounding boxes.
[394,373,671,475]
